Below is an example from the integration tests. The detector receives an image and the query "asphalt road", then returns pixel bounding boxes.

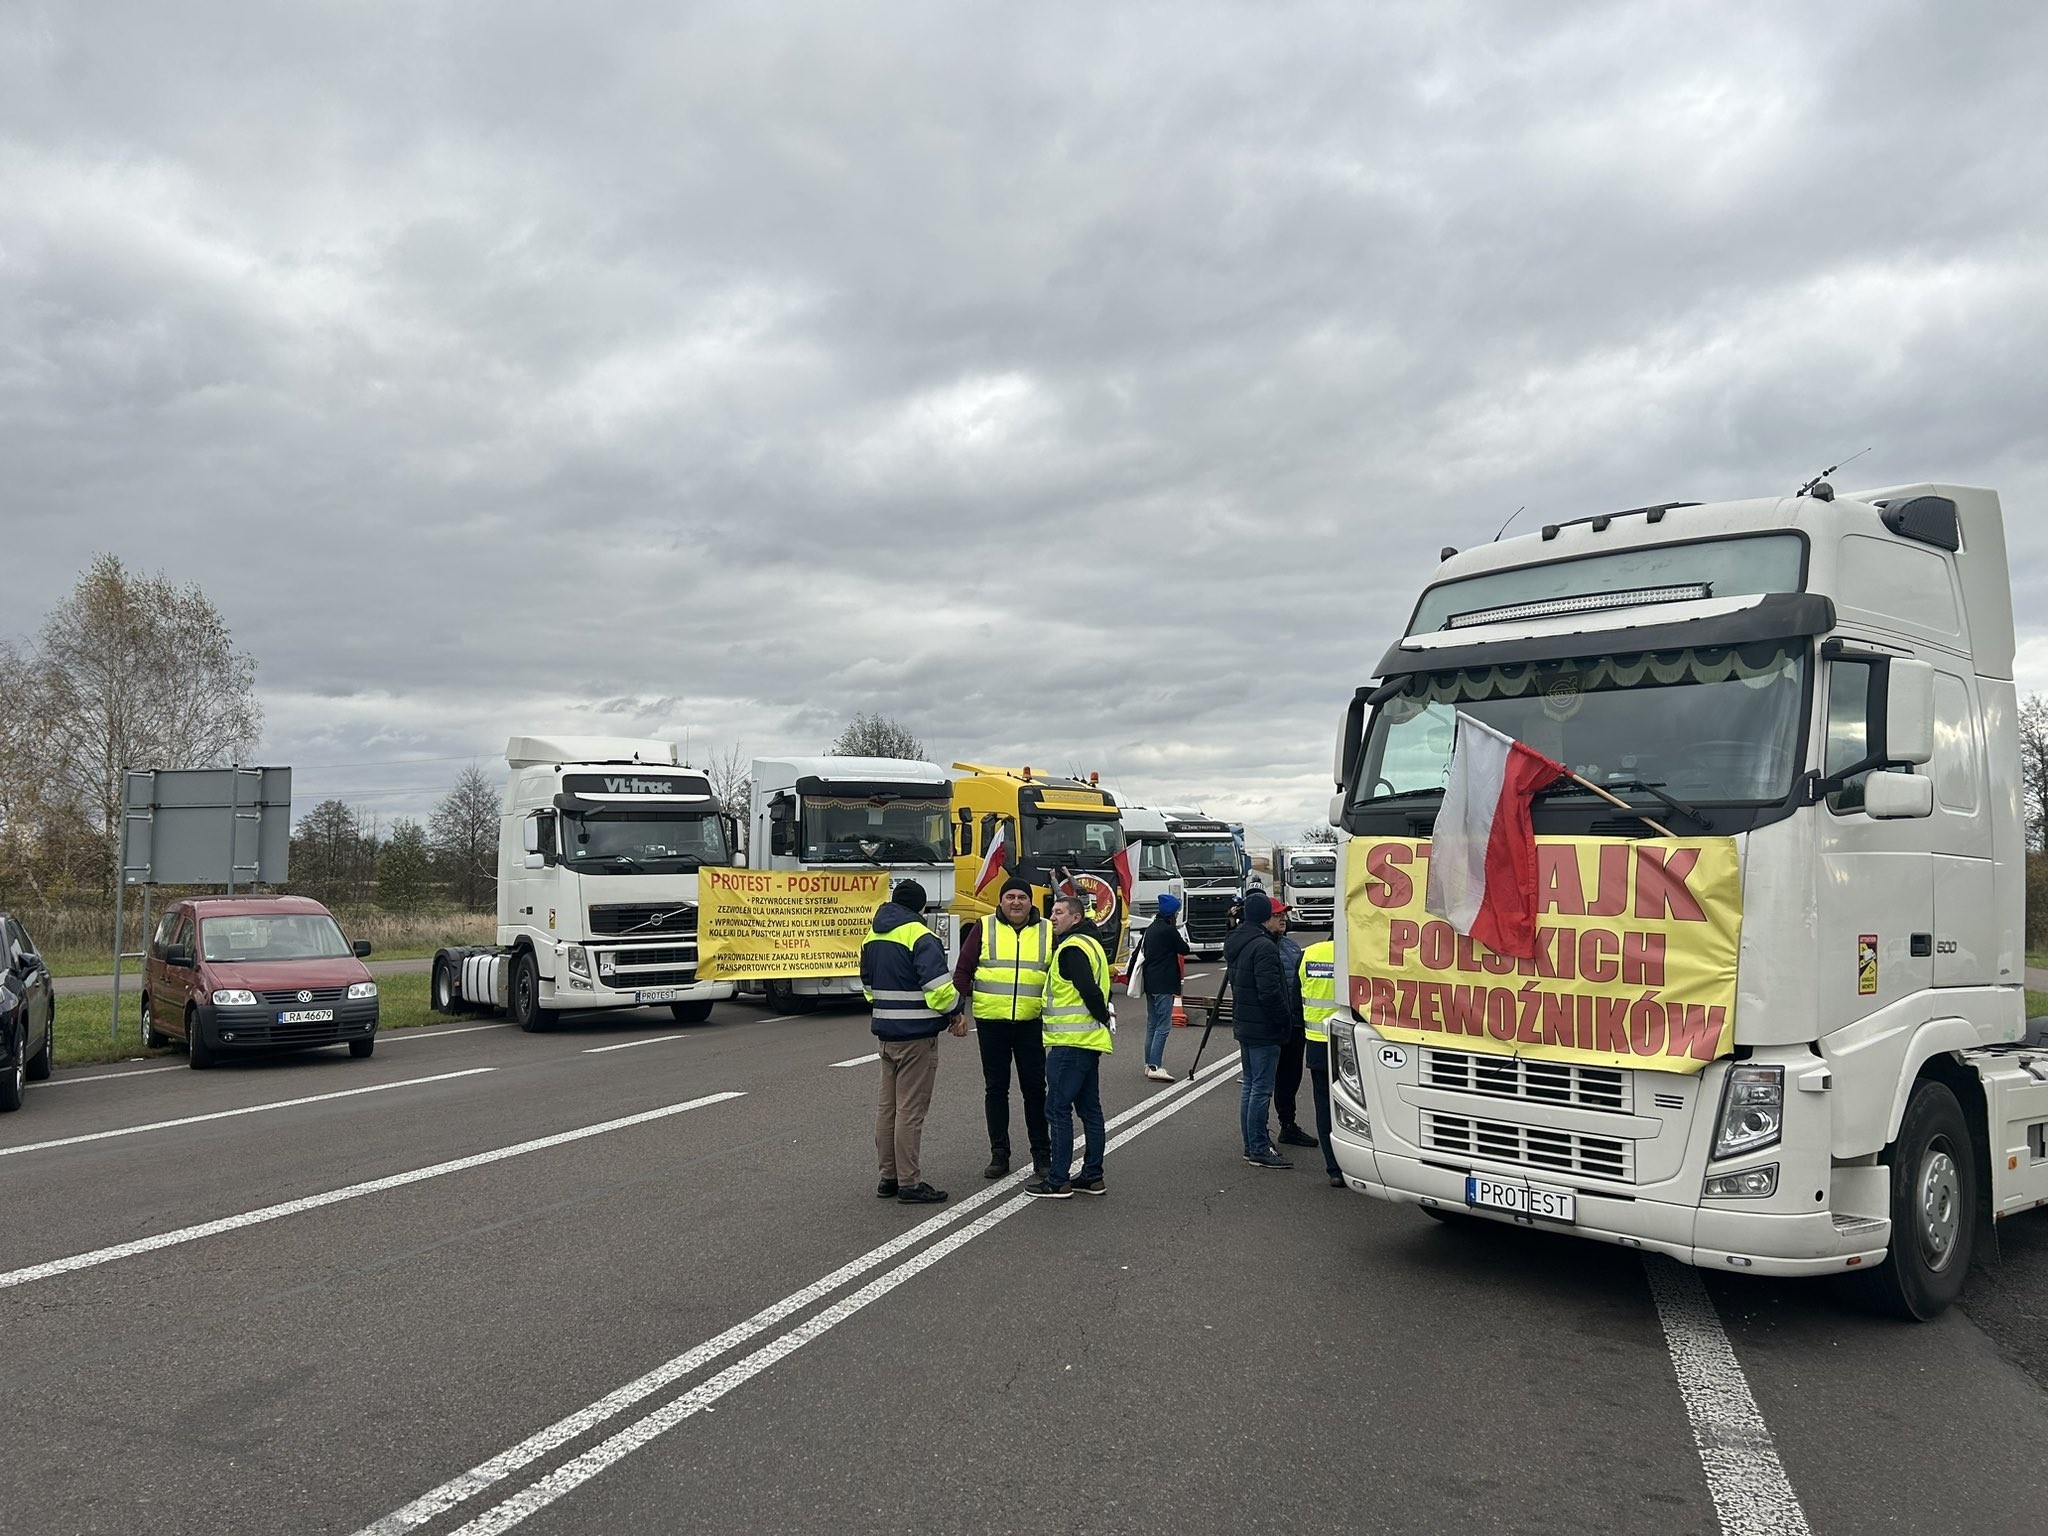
[7,974,2048,1536]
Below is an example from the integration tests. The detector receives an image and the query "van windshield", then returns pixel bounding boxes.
[1356,641,1805,808]
[200,914,351,962]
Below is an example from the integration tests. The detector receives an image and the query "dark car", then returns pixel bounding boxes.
[2,912,57,1110]
[142,896,379,1069]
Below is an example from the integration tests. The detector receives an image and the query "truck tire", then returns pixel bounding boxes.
[669,1001,714,1024]
[187,1008,217,1070]
[27,1008,54,1081]
[763,979,815,1016]
[431,957,459,1014]
[510,952,546,1032]
[1861,1077,1975,1321]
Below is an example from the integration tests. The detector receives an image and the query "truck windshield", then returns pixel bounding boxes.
[802,794,949,864]
[1288,860,1336,888]
[564,811,728,873]
[200,914,351,962]
[1025,814,1125,862]
[1135,837,1179,882]
[1355,641,1805,808]
[1173,839,1239,880]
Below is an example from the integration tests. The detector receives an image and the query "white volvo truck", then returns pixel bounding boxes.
[743,755,956,1012]
[1327,482,2048,1318]
[1153,807,1242,955]
[1272,843,1339,930]
[1116,806,1187,944]
[431,737,736,1029]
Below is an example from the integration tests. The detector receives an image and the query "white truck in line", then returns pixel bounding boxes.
[1271,843,1338,930]
[743,755,956,1012]
[431,737,736,1029]
[1327,482,2048,1318]
[1115,806,1187,945]
[1152,807,1243,955]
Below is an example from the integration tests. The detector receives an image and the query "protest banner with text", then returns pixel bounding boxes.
[697,869,890,982]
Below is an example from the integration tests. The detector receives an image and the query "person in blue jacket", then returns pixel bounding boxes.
[860,879,965,1205]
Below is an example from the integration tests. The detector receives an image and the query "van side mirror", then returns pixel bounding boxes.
[1884,659,1935,765]
[353,939,373,957]
[1864,769,1933,819]
[165,945,195,969]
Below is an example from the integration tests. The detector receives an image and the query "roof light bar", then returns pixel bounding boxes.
[1446,582,1713,630]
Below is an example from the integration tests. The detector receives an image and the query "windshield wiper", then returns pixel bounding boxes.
[599,854,647,871]
[1537,778,1713,831]
[1358,787,1446,805]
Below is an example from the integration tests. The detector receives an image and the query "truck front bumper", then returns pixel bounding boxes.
[547,975,734,1009]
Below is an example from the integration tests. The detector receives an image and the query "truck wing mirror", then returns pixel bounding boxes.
[1335,691,1368,788]
[521,818,541,855]
[770,821,796,857]
[1883,659,1936,766]
[1863,769,1933,819]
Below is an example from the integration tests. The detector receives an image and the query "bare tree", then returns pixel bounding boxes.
[702,743,753,820]
[2019,694,2048,852]
[35,555,261,859]
[431,764,502,910]
[1300,824,1338,844]
[829,713,925,760]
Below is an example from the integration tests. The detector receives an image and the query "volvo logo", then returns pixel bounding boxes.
[296,990,313,1004]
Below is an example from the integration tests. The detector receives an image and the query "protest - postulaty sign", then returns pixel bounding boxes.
[1345,835,1742,1075]
[697,869,890,982]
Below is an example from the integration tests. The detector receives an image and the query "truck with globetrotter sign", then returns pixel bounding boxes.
[1325,481,2048,1317]
[949,763,1129,964]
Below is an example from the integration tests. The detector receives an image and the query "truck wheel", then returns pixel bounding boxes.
[187,1009,217,1070]
[27,1009,54,1081]
[0,1020,24,1111]
[141,995,166,1050]
[763,979,815,1016]
[510,952,546,1032]
[669,1001,714,1024]
[1861,1077,1975,1321]
[431,957,459,1014]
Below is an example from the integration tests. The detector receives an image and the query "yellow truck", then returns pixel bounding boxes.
[949,763,1129,958]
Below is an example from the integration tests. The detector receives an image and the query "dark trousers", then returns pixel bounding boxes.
[977,1015,1049,1164]
[1275,1024,1306,1129]
[1045,1044,1106,1185]
[1306,1040,1339,1176]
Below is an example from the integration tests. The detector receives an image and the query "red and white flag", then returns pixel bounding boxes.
[1110,842,1138,903]
[1425,715,1567,959]
[972,820,1012,896]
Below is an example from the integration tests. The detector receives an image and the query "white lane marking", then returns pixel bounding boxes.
[1644,1258,1812,1536]
[386,1023,515,1041]
[446,1055,1244,1535]
[582,1036,688,1055]
[828,1052,880,1067]
[0,1092,745,1291]
[354,1051,1243,1536]
[0,1069,499,1158]
[45,1066,184,1086]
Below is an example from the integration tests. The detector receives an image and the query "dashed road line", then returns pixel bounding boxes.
[582,1036,689,1054]
[828,1052,881,1067]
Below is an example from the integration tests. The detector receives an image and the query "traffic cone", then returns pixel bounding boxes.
[1171,995,1187,1027]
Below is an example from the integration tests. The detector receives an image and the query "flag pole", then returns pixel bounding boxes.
[1562,772,1676,838]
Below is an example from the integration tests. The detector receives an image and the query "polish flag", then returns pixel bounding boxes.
[1425,715,1567,959]
[1111,842,1138,903]
[972,820,1012,896]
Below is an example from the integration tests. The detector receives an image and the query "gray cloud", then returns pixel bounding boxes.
[4,0,2047,841]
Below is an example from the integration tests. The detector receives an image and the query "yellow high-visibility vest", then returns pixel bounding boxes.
[1042,932,1113,1052]
[971,914,1052,1022]
[1300,939,1340,1044]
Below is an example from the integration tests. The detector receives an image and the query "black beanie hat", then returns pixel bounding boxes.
[1241,890,1274,926]
[999,876,1034,900]
[892,879,928,911]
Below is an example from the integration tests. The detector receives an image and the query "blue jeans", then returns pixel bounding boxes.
[1045,1045,1105,1185]
[1240,1043,1281,1157]
[1143,992,1175,1069]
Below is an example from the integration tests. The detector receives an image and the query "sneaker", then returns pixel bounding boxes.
[896,1183,948,1204]
[876,1178,899,1198]
[982,1158,1010,1180]
[1278,1125,1320,1148]
[1143,1065,1174,1083]
[1072,1176,1107,1196]
[1024,1179,1073,1199]
[1244,1150,1294,1170]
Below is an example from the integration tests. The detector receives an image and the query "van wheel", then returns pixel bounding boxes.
[763,979,815,1016]
[0,1021,24,1111]
[431,958,459,1014]
[27,1010,54,1081]
[141,995,166,1050]
[349,1037,376,1059]
[187,1009,217,1070]
[510,952,545,1032]
[669,1001,715,1024]
[1859,1078,1974,1321]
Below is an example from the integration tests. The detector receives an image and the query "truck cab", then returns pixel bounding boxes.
[1116,806,1187,945]
[950,763,1128,959]
[745,755,957,1012]
[1272,844,1338,931]
[1327,483,2048,1318]
[1153,807,1241,955]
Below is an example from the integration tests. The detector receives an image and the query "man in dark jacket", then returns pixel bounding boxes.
[860,879,966,1205]
[1138,893,1190,1082]
[1270,903,1318,1150]
[1225,890,1293,1168]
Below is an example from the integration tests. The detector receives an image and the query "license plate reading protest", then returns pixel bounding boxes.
[636,988,685,1005]
[1465,1175,1576,1223]
[278,1009,335,1024]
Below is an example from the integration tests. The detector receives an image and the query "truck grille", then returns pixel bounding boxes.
[597,942,700,988]
[1186,893,1233,943]
[588,904,698,937]
[1422,1048,1629,1112]
[1422,1109,1633,1182]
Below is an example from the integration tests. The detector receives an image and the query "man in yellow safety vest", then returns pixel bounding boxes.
[953,876,1054,1179]
[1299,938,1345,1187]
[1025,893,1114,1199]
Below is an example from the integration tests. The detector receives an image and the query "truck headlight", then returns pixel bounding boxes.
[1333,1020,1365,1101]
[1712,1064,1784,1159]
[347,981,378,1000]
[566,944,589,977]
[210,989,257,1006]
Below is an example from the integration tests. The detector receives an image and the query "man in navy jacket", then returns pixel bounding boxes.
[1226,891,1293,1169]
[860,880,965,1205]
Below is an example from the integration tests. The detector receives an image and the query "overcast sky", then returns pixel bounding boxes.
[5,1,2046,843]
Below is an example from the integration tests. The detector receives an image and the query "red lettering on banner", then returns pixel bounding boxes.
[1540,992,1574,1048]
[1446,985,1486,1037]
[1537,845,1585,915]
[1366,843,1413,908]
[1388,919,1420,966]
[1419,921,1455,971]
[1574,994,1594,1051]
[1668,1003,1728,1061]
[1593,996,1629,1054]
[1634,847,1706,922]
[1418,982,1444,1030]
[1586,845,1629,917]
[1620,933,1667,987]
[1369,976,1396,1027]
[1578,928,1619,984]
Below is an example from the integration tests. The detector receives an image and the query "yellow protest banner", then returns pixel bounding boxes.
[1344,836,1741,1075]
[697,869,890,982]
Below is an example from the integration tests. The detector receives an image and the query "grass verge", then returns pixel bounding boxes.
[50,972,444,1070]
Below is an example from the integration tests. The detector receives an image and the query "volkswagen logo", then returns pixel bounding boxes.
[296,990,313,1004]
